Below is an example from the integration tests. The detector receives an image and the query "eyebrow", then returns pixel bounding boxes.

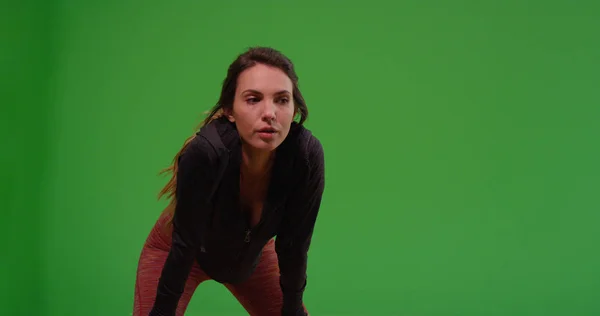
[241,89,291,96]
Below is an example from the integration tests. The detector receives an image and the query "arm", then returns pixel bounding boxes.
[275,137,325,316]
[149,137,216,316]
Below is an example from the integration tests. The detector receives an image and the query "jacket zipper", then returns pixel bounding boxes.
[233,207,270,273]
[229,213,272,277]
[243,207,269,244]
[243,212,268,243]
[244,228,251,242]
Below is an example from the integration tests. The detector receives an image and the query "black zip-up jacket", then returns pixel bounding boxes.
[149,117,325,316]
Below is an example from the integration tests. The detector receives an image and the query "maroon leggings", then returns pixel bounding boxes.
[133,214,308,316]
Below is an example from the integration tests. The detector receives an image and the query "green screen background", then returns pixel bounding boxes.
[3,1,600,315]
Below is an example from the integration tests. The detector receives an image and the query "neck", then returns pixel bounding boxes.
[241,144,274,179]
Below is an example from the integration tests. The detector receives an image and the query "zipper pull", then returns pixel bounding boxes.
[244,229,251,243]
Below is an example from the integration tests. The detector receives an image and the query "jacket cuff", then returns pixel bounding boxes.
[281,303,307,316]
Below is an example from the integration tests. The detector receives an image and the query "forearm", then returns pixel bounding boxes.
[150,232,197,315]
[279,135,325,315]
[277,245,309,315]
[149,138,213,315]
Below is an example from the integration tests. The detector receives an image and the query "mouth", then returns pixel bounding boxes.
[257,127,277,134]
[256,127,277,140]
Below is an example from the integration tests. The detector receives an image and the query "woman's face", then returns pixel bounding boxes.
[228,63,296,152]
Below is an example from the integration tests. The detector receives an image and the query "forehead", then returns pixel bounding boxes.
[236,64,293,93]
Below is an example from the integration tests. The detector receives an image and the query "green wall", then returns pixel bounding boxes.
[4,1,600,315]
[2,1,55,315]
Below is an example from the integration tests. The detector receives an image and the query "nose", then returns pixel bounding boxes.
[261,101,276,122]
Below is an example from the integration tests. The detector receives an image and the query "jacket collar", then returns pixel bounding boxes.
[210,116,302,211]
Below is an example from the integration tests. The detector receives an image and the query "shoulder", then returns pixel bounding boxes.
[178,132,219,172]
[283,125,326,201]
[182,117,235,165]
[286,124,325,175]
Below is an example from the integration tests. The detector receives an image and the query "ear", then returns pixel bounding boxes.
[223,108,235,122]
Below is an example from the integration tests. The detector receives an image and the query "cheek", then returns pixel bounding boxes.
[279,106,296,122]
[235,119,254,137]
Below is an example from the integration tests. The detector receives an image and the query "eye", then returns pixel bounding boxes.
[277,97,290,105]
[246,97,260,104]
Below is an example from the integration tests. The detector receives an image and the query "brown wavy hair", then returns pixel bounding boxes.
[157,47,309,223]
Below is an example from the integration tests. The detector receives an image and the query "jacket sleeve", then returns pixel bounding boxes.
[275,136,325,316]
[149,136,216,316]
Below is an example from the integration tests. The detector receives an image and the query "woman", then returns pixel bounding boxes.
[133,47,325,316]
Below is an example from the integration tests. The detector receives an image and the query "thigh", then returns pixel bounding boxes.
[133,217,210,316]
[225,239,308,316]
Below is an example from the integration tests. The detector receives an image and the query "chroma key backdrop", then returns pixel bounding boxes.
[4,0,600,315]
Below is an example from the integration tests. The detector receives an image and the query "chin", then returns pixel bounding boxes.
[250,138,280,152]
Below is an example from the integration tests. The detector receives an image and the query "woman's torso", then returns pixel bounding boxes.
[146,118,307,284]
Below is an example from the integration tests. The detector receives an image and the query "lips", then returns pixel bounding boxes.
[257,127,277,140]
[257,127,276,133]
